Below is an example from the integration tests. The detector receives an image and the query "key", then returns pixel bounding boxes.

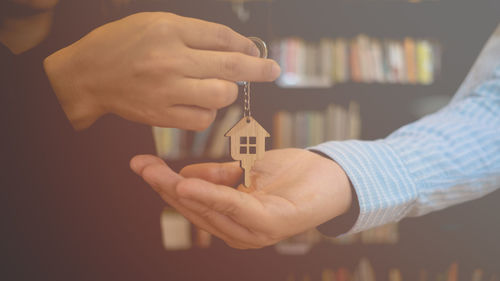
[225,37,271,188]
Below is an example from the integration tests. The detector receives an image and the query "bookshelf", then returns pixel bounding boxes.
[135,0,500,280]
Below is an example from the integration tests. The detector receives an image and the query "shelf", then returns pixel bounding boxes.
[274,81,441,90]
[263,82,448,96]
[268,0,499,41]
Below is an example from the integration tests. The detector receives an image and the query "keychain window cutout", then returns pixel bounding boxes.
[239,137,257,155]
[225,37,270,188]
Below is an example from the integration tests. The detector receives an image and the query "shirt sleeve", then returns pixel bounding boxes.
[310,64,500,235]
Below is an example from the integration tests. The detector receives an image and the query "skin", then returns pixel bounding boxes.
[0,0,58,54]
[130,148,353,249]
[43,12,281,130]
[3,1,281,131]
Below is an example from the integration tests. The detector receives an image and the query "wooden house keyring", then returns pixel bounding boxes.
[225,116,270,188]
[225,37,270,188]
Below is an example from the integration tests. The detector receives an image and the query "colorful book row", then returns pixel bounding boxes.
[153,101,362,160]
[152,106,242,160]
[270,35,441,88]
[288,262,495,281]
[273,101,361,149]
[160,208,398,253]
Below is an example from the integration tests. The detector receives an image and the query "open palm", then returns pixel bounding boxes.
[130,148,352,249]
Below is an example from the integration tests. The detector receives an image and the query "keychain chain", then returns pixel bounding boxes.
[243,37,267,122]
[243,81,251,120]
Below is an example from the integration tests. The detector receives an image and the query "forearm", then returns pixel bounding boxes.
[312,65,500,235]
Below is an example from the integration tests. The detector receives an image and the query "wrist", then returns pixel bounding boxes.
[328,158,355,217]
[43,43,103,130]
[311,149,360,236]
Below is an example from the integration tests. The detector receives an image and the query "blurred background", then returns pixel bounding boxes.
[2,0,500,280]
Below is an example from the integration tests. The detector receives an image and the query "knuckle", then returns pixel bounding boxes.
[194,110,216,131]
[215,24,233,49]
[210,81,237,108]
[151,13,177,36]
[136,51,176,78]
[221,54,241,79]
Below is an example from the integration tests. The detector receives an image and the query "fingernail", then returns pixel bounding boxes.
[271,61,281,78]
[130,159,140,175]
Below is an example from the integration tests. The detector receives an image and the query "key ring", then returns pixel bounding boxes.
[248,36,268,59]
[243,37,268,122]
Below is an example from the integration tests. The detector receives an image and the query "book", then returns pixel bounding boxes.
[372,38,385,83]
[417,39,434,85]
[404,37,417,84]
[271,36,440,88]
[207,106,242,159]
[191,124,214,158]
[354,258,376,281]
[471,269,484,281]
[322,269,337,281]
[160,208,191,250]
[350,38,362,82]
[348,101,362,139]
[335,38,349,83]
[446,263,458,281]
[337,268,351,281]
[389,268,402,281]
[194,227,212,249]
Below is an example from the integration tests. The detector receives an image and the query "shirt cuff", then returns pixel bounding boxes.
[308,140,418,235]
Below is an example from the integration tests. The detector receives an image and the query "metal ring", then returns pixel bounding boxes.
[248,36,268,59]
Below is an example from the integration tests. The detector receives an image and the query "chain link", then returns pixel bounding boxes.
[243,81,251,120]
[243,37,266,122]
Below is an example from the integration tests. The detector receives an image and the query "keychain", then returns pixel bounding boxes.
[225,37,270,188]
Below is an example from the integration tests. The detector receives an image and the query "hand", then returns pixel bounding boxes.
[44,12,281,130]
[130,148,352,249]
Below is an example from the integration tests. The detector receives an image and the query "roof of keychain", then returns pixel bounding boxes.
[225,37,271,188]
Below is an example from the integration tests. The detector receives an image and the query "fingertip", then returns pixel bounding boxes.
[270,60,281,81]
[130,154,164,175]
[141,162,182,193]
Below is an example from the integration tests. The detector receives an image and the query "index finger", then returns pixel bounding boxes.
[183,50,281,82]
[180,162,242,186]
[176,15,260,57]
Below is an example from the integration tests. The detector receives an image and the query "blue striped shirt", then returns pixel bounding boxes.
[311,26,500,235]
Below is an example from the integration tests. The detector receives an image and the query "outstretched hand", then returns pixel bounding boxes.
[44,12,280,130]
[130,148,352,249]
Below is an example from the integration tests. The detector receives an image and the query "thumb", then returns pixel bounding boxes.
[180,161,242,186]
[131,154,183,195]
[130,154,167,174]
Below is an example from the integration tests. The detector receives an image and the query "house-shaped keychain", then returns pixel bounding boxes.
[225,116,270,188]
